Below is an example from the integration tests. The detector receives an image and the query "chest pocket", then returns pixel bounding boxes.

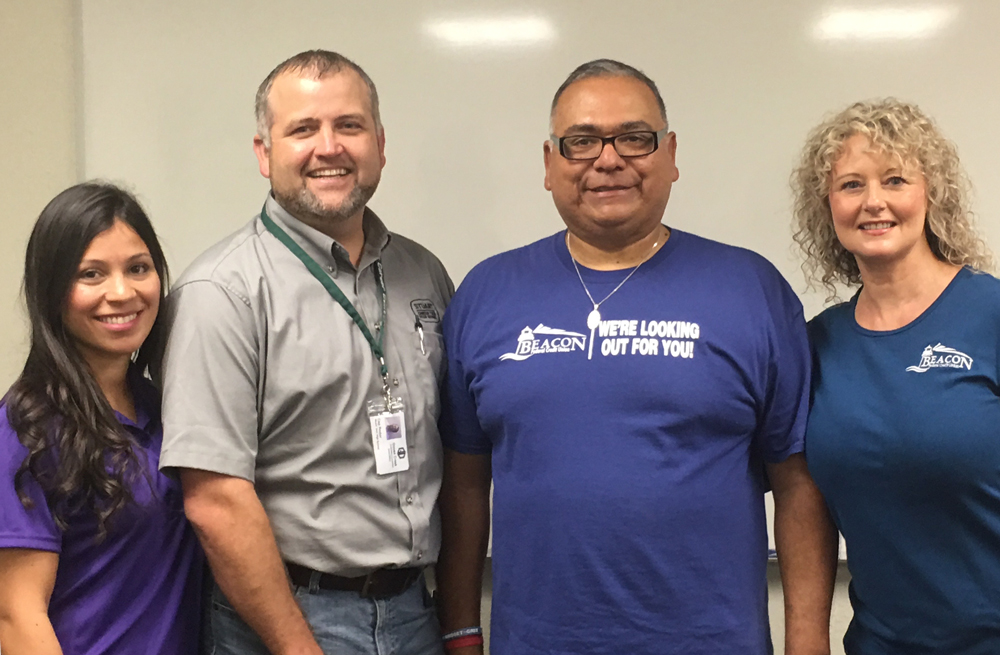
[391,299,446,445]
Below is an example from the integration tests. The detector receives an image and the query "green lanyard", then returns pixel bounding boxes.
[260,205,392,402]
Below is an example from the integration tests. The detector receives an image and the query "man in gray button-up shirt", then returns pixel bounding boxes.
[159,50,452,655]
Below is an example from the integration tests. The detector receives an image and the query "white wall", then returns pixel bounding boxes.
[0,0,80,388]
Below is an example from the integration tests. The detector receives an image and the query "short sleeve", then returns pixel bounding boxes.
[159,280,261,481]
[0,413,62,553]
[438,274,493,456]
[754,272,811,463]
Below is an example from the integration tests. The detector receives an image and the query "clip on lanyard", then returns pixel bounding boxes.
[260,205,393,405]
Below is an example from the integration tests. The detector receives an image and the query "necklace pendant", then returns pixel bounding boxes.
[587,308,601,330]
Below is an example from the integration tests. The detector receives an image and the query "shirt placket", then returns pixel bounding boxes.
[375,266,427,564]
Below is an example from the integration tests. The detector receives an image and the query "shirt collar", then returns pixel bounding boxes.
[358,208,391,271]
[116,365,160,432]
[264,195,392,275]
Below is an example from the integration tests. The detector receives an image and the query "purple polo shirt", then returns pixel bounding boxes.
[0,371,203,655]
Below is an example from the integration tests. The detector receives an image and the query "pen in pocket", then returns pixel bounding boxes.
[414,318,426,355]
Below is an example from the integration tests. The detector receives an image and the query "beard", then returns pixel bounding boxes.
[275,179,378,227]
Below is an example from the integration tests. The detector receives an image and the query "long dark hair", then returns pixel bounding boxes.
[5,182,170,537]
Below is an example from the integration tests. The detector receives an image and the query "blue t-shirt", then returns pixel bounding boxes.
[441,229,810,655]
[0,369,204,655]
[807,267,1000,654]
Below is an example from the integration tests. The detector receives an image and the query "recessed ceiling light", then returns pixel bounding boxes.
[814,6,958,41]
[424,16,556,48]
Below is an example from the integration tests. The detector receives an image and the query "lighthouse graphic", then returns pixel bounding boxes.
[512,326,537,357]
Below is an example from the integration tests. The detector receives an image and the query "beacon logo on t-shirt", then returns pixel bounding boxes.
[499,319,700,362]
[905,343,973,373]
[499,325,587,361]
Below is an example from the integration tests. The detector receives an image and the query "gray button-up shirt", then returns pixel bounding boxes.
[159,195,453,576]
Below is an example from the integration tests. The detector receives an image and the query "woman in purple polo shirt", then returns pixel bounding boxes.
[0,183,203,654]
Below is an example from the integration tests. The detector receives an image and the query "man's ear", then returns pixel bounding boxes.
[663,132,679,182]
[543,140,554,191]
[378,128,386,169]
[253,135,271,179]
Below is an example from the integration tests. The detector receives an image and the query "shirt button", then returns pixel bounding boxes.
[406,495,414,504]
[392,378,400,386]
[326,266,334,272]
[416,551,423,560]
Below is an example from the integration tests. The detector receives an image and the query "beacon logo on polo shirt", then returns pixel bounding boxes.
[499,325,587,361]
[905,343,973,373]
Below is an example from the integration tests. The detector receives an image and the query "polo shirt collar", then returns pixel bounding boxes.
[264,195,392,275]
[116,364,160,434]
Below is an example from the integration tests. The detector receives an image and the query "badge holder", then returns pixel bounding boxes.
[367,375,409,475]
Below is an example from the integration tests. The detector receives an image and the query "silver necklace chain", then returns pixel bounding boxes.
[566,228,662,331]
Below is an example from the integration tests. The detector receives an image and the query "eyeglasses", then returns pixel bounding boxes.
[552,127,669,160]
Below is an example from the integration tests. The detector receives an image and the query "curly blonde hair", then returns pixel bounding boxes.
[791,98,994,301]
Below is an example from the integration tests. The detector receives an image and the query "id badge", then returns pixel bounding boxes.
[367,397,409,475]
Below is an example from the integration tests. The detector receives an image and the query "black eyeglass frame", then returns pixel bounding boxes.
[551,126,670,160]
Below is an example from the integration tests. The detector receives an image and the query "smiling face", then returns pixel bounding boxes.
[62,219,161,370]
[828,134,933,271]
[253,68,386,228]
[544,75,678,247]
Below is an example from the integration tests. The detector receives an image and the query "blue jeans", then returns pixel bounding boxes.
[202,574,444,655]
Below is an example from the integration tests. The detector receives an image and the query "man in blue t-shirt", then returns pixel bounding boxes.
[435,59,838,655]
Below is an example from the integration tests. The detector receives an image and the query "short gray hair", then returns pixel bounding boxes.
[255,50,382,148]
[550,59,668,130]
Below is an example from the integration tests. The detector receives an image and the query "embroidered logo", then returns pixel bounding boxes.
[905,343,973,373]
[410,299,440,323]
[499,324,587,361]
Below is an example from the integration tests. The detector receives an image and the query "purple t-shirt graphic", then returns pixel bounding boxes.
[0,371,203,655]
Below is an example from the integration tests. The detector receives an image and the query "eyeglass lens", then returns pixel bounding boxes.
[561,131,658,160]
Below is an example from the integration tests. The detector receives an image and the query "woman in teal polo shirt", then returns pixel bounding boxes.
[792,99,1000,654]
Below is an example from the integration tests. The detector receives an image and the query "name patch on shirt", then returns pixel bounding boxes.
[410,299,441,323]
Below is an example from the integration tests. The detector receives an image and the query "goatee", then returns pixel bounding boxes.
[277,181,378,227]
